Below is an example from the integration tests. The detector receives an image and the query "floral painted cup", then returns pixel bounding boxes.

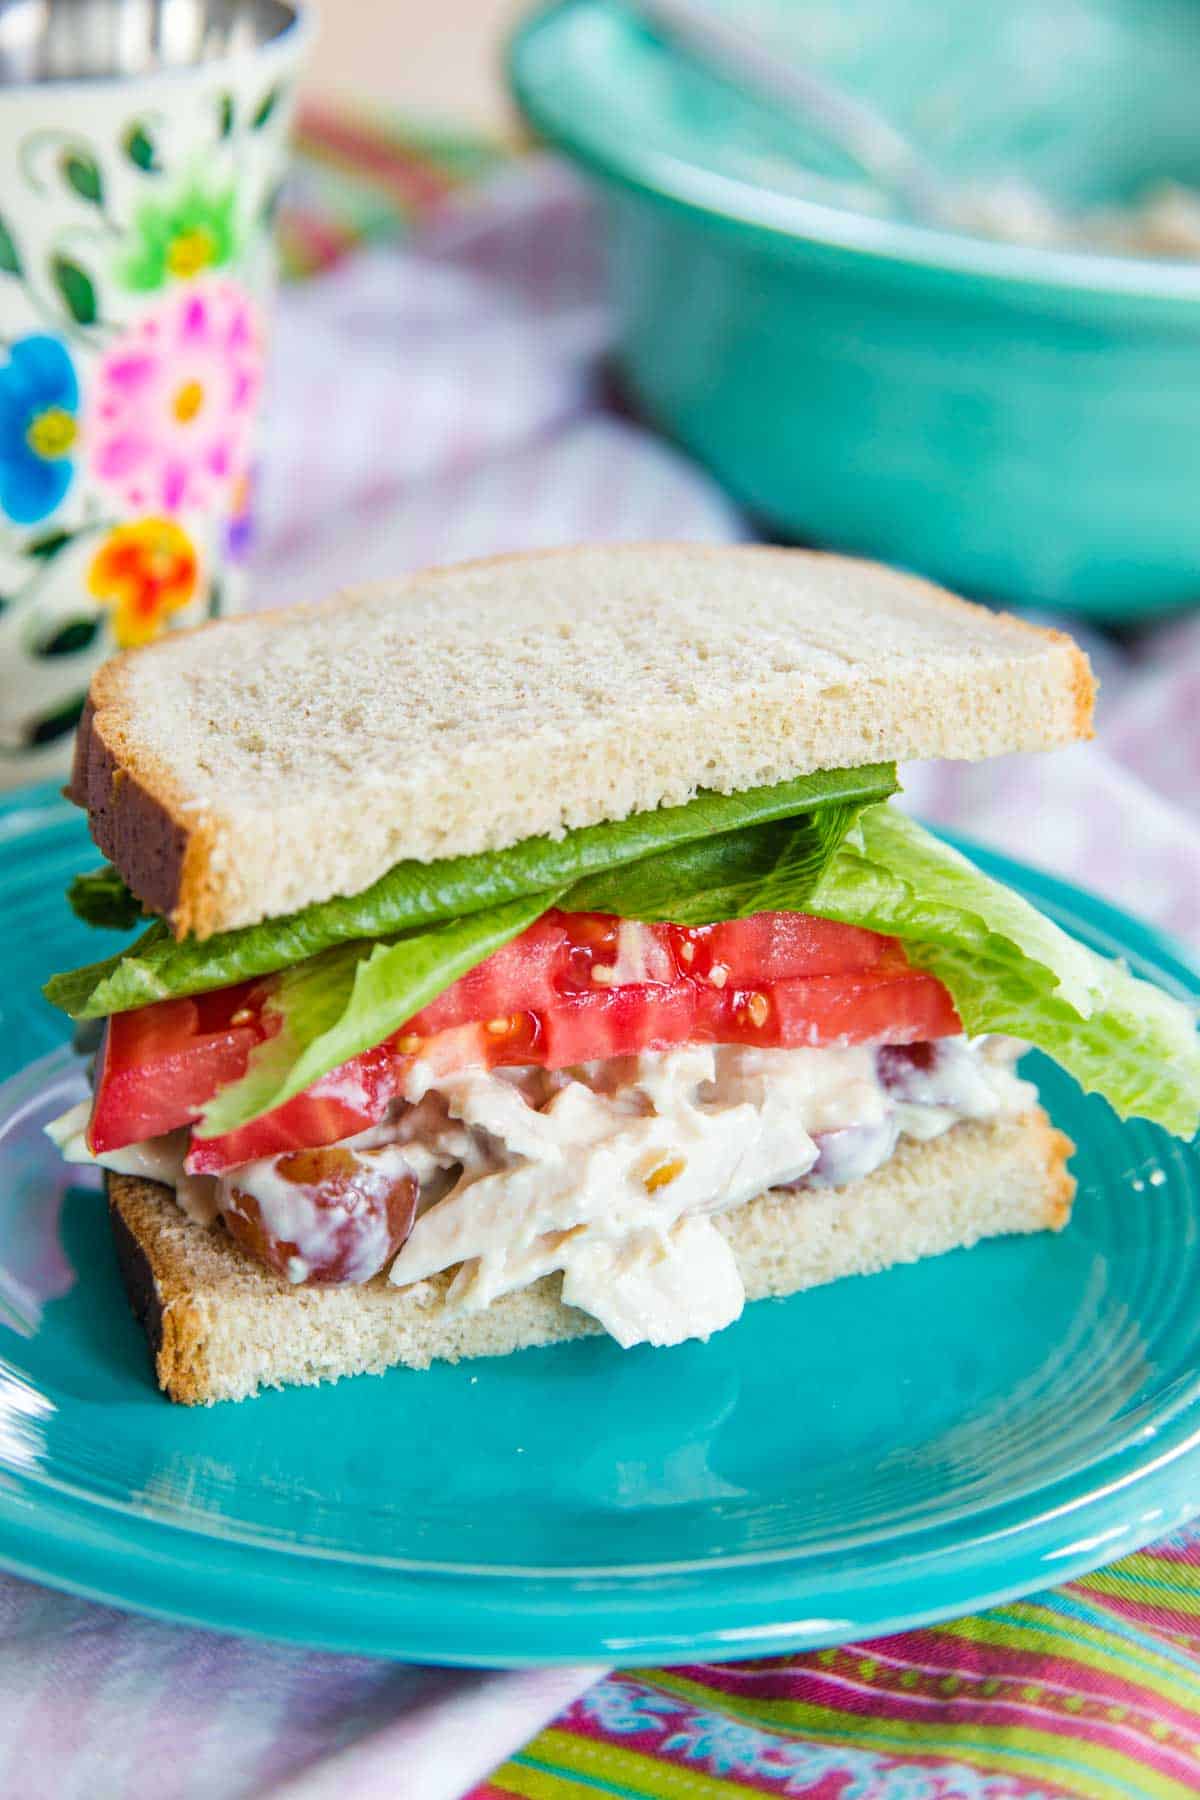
[0,0,310,787]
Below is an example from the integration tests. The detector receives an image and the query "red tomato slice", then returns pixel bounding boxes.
[88,908,962,1172]
[411,913,573,1033]
[713,968,962,1048]
[185,1038,403,1173]
[535,981,701,1067]
[88,983,270,1153]
[680,913,896,984]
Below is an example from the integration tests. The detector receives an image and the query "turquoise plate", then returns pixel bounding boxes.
[2,781,1200,1666]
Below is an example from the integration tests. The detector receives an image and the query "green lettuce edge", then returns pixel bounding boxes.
[46,764,897,1020]
[192,792,882,1139]
[805,808,1200,1140]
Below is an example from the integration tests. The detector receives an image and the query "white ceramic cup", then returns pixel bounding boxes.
[0,0,309,788]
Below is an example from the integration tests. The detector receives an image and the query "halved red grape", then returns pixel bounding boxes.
[221,1145,418,1285]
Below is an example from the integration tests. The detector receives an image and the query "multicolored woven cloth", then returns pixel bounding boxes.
[476,1549,1200,1799]
[4,101,1200,1800]
[277,100,515,277]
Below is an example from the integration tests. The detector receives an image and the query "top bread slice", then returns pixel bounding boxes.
[70,544,1095,940]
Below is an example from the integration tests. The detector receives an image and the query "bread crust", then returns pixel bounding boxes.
[106,1109,1076,1404]
[70,686,209,929]
[68,545,1096,940]
[108,1184,211,1405]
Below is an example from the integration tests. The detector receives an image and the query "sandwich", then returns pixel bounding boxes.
[43,544,1200,1404]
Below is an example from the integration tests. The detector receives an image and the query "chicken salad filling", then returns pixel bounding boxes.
[51,1034,1034,1349]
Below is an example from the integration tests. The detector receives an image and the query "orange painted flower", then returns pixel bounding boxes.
[88,518,199,647]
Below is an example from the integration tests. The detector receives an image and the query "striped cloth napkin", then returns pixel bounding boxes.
[4,104,1200,1800]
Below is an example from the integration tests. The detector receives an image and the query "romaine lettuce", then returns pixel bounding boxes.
[46,764,896,1019]
[52,763,1200,1145]
[201,803,1200,1142]
[806,808,1200,1138]
[67,867,146,933]
[193,805,879,1138]
[191,787,892,1138]
[196,896,553,1140]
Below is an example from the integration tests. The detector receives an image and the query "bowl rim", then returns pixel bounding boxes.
[0,0,312,96]
[509,0,1200,305]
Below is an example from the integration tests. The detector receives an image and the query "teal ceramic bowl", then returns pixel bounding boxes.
[509,0,1200,620]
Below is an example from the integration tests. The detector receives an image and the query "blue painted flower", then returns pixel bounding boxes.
[0,335,80,524]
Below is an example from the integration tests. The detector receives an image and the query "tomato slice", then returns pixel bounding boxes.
[87,908,962,1172]
[185,1037,412,1174]
[88,983,271,1153]
[536,981,701,1067]
[680,913,896,984]
[412,913,573,1033]
[714,968,961,1048]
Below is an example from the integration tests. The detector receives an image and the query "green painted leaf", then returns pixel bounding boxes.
[122,123,160,173]
[260,179,287,227]
[35,617,101,657]
[50,255,97,325]
[61,151,103,206]
[25,528,73,560]
[0,214,21,276]
[28,693,85,747]
[251,85,283,129]
[218,92,235,137]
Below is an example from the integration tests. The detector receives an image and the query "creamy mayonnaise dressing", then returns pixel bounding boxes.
[46,1100,220,1223]
[49,1037,1033,1348]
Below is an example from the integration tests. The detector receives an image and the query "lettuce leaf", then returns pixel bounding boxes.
[67,867,146,933]
[196,895,554,1140]
[806,807,1200,1138]
[193,791,887,1140]
[564,804,865,924]
[46,764,897,1019]
[64,765,1200,1146]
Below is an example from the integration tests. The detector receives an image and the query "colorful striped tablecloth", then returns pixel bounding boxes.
[476,1550,1200,1799]
[2,103,1200,1800]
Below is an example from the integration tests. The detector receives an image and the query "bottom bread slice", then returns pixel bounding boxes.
[107,1109,1075,1404]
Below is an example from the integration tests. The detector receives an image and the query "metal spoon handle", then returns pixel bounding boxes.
[624,0,951,222]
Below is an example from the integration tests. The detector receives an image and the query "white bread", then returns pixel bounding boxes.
[108,1111,1075,1405]
[71,545,1095,939]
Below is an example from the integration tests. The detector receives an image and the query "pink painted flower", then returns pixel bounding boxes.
[89,280,262,515]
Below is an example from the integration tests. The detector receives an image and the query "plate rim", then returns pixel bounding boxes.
[3,780,1200,1663]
